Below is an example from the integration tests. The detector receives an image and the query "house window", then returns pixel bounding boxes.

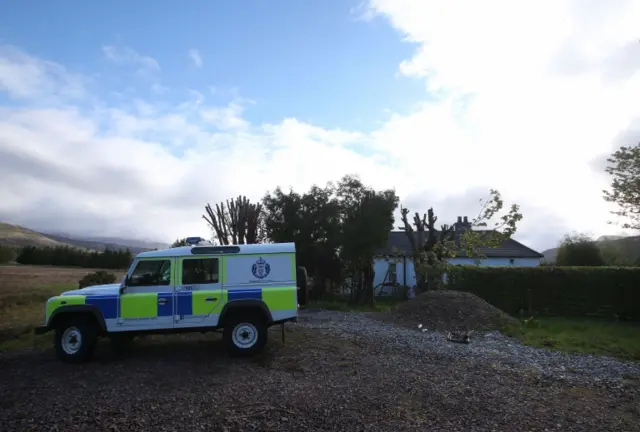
[509,258,515,265]
[388,262,397,283]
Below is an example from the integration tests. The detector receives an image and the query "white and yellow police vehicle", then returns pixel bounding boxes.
[35,238,299,363]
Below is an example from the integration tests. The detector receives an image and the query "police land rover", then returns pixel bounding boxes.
[35,238,299,363]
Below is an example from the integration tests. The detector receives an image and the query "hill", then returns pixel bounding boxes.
[0,223,168,254]
[0,223,77,249]
[42,233,165,254]
[542,235,640,264]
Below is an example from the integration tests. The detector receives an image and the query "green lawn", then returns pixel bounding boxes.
[503,317,640,361]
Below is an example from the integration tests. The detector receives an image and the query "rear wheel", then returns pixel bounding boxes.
[54,316,98,364]
[223,314,267,356]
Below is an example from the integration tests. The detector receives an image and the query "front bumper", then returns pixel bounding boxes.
[34,326,50,335]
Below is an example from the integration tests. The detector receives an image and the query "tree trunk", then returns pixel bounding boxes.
[363,263,375,306]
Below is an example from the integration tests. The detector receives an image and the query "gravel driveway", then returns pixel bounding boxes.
[1,310,639,431]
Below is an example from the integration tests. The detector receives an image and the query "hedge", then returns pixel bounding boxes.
[444,266,640,321]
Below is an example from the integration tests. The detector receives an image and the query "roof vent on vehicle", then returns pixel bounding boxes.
[191,245,241,255]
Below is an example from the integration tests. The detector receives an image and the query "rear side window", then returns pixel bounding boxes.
[129,259,171,286]
[182,258,219,284]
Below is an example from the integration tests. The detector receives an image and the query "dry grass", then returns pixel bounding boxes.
[0,264,126,349]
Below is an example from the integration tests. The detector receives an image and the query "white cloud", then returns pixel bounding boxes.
[102,45,160,73]
[0,45,87,101]
[2,0,640,253]
[188,48,203,68]
[360,0,640,242]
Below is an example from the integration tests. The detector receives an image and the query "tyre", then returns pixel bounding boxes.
[54,316,98,364]
[223,313,268,356]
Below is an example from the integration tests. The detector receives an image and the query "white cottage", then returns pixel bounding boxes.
[373,216,543,295]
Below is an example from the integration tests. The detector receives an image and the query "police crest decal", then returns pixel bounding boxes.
[251,257,271,279]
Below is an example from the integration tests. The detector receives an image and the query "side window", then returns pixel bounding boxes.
[182,258,219,284]
[129,259,172,287]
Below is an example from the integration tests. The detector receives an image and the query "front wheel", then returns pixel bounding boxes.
[54,317,97,364]
[223,315,267,356]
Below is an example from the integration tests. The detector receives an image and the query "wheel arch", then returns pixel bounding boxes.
[219,299,272,327]
[48,305,107,333]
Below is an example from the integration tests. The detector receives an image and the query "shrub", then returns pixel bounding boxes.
[556,233,605,266]
[78,270,118,289]
[446,266,640,321]
[0,245,16,264]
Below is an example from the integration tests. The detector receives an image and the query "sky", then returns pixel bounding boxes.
[0,0,639,252]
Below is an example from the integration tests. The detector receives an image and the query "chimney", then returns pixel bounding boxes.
[463,216,468,225]
[457,216,462,224]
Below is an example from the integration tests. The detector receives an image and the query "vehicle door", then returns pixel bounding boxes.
[174,256,223,328]
[117,257,175,330]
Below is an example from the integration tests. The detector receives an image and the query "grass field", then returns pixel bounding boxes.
[0,264,126,350]
[504,317,640,361]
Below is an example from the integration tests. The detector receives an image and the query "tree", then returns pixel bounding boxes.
[598,240,634,266]
[15,245,131,269]
[262,183,342,298]
[203,195,264,245]
[261,174,398,304]
[398,206,455,289]
[556,233,605,266]
[603,142,640,230]
[338,176,399,305]
[399,189,522,289]
[171,238,188,248]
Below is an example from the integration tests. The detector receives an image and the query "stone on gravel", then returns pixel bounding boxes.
[299,309,640,388]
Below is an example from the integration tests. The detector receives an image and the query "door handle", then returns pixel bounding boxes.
[158,298,168,305]
[205,297,218,302]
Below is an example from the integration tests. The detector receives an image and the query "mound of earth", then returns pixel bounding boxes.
[380,290,519,332]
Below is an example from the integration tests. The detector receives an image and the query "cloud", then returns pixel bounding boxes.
[360,0,640,240]
[102,45,160,73]
[2,0,640,253]
[0,45,87,101]
[188,49,203,68]
[0,47,393,243]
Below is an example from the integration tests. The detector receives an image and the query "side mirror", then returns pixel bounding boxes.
[119,275,131,294]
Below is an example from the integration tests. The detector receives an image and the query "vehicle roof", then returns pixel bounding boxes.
[135,242,296,258]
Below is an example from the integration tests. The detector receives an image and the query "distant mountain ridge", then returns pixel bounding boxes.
[0,222,169,254]
[542,234,640,264]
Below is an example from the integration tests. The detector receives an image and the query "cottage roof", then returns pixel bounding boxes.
[378,231,543,259]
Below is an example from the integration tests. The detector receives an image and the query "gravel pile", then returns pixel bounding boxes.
[379,290,519,332]
[298,309,640,387]
[0,311,638,431]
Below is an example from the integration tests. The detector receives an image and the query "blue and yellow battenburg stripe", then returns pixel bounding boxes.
[46,287,297,323]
